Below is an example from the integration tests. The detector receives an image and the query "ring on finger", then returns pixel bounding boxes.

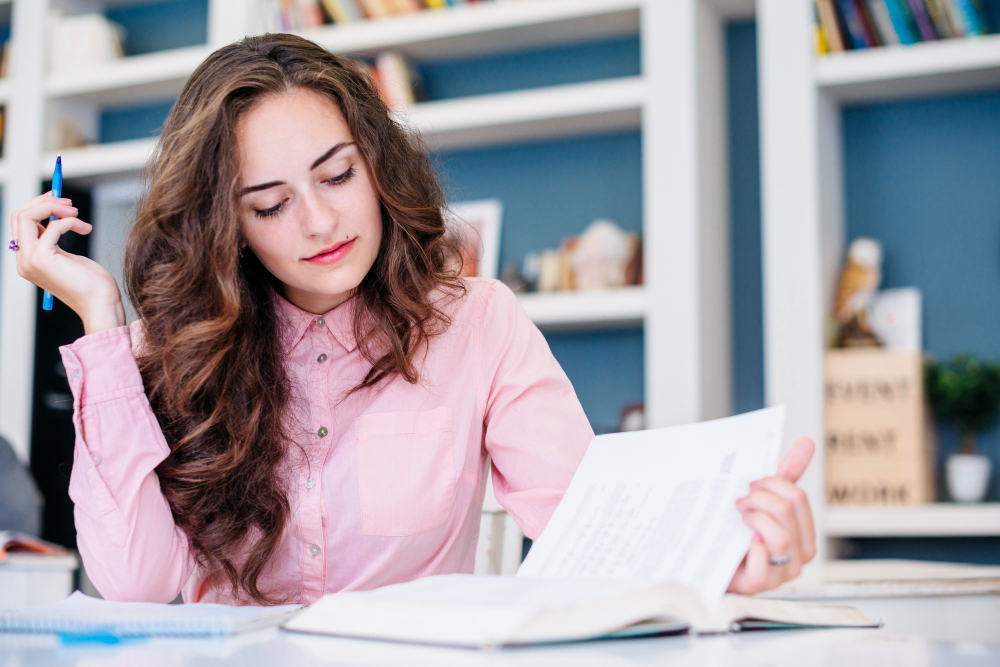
[768,553,793,567]
[8,239,19,252]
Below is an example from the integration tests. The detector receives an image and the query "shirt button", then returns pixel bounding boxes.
[91,453,102,464]
[315,317,325,328]
[76,369,81,379]
[317,426,328,438]
[317,353,328,363]
[305,477,315,489]
[309,544,321,556]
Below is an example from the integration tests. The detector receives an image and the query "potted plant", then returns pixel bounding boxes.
[924,355,1000,503]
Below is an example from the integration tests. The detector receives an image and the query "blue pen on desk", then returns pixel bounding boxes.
[43,154,63,311]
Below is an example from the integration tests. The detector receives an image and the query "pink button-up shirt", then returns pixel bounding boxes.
[58,278,593,604]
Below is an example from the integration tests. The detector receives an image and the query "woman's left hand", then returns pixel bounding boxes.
[727,437,818,595]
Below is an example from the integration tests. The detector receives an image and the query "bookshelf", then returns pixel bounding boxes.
[0,0,746,475]
[758,2,1000,560]
[45,75,644,185]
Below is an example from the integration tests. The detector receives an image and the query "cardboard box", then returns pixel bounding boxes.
[825,349,935,505]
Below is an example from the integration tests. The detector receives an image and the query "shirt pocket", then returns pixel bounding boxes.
[354,406,455,537]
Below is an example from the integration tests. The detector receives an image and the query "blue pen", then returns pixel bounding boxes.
[43,154,62,311]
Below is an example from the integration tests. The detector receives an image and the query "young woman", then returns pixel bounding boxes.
[9,34,816,605]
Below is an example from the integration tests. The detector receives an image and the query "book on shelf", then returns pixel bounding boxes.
[0,41,10,79]
[0,531,69,560]
[256,0,498,30]
[359,50,428,109]
[814,0,992,53]
[282,408,879,648]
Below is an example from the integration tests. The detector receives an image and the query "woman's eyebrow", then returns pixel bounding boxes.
[311,141,355,170]
[238,142,356,198]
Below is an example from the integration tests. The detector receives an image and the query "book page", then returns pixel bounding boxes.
[718,595,879,632]
[517,407,784,607]
[282,575,698,648]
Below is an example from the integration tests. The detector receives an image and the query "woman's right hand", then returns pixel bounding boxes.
[10,193,126,334]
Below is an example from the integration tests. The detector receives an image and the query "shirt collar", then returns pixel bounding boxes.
[270,283,358,354]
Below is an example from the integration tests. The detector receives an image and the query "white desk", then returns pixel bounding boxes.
[1,594,998,666]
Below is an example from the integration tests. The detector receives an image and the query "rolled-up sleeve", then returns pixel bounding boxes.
[59,321,194,602]
[478,282,594,539]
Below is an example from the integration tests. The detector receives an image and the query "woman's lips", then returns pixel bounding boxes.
[305,239,356,265]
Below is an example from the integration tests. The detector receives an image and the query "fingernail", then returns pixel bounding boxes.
[752,533,763,542]
[749,480,758,487]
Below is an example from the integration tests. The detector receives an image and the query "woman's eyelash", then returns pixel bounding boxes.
[252,166,356,219]
[255,202,284,219]
[327,166,355,186]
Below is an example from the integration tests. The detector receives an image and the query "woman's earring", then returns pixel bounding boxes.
[238,241,247,258]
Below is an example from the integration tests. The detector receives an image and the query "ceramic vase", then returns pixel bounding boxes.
[946,453,992,503]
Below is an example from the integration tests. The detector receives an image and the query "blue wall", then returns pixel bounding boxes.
[844,91,1000,501]
[420,36,640,99]
[107,0,208,56]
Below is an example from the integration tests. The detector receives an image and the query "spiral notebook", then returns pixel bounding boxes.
[0,592,302,637]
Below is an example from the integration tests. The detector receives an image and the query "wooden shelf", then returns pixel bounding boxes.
[517,286,646,330]
[301,0,641,60]
[46,45,212,106]
[400,76,643,151]
[827,503,1000,538]
[816,34,1000,104]
[47,75,643,182]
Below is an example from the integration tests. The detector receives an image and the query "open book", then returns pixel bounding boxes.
[0,531,69,559]
[283,574,876,648]
[283,408,880,648]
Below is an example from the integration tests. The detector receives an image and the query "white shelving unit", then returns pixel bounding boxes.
[518,286,646,331]
[758,2,1000,563]
[45,75,644,184]
[0,0,750,465]
[827,504,1000,538]
[816,32,1000,104]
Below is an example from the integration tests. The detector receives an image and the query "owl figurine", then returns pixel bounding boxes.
[833,237,883,347]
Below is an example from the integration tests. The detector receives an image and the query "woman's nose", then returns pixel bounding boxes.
[300,190,336,237]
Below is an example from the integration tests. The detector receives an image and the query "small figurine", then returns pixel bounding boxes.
[571,219,634,290]
[833,237,883,348]
[499,264,527,293]
[619,403,645,432]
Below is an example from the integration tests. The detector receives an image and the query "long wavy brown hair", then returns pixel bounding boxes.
[122,33,463,604]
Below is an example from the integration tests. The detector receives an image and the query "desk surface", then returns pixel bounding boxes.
[2,594,998,666]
